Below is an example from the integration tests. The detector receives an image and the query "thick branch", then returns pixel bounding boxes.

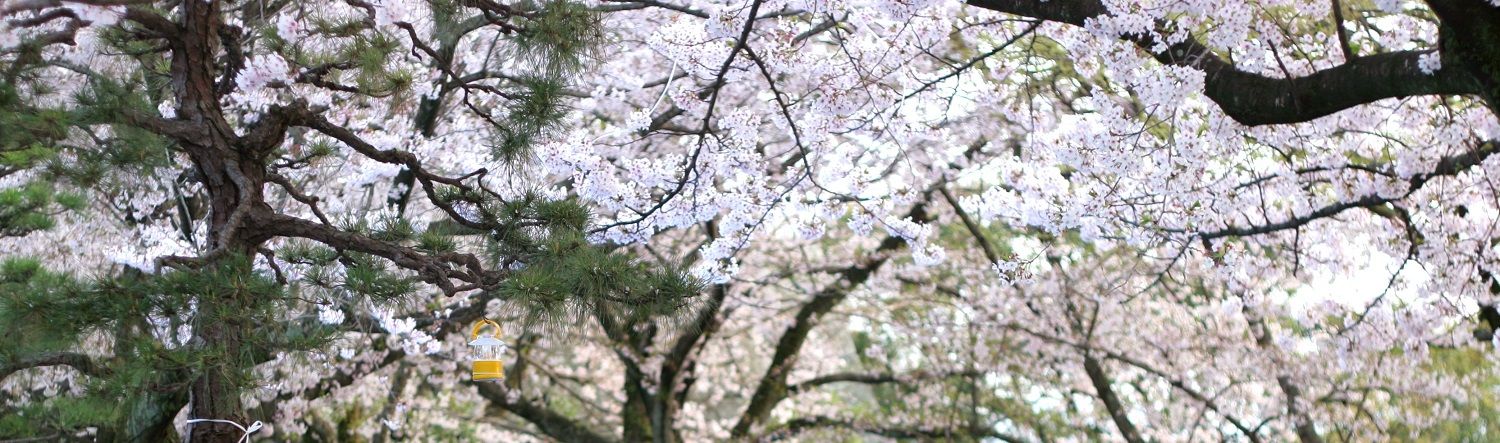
[592,305,655,442]
[288,107,497,232]
[0,352,108,381]
[476,383,619,443]
[1081,355,1145,443]
[655,283,729,441]
[729,205,923,436]
[252,212,489,294]
[939,184,1002,265]
[964,0,1482,125]
[786,369,982,396]
[1197,139,1498,240]
[760,416,1027,443]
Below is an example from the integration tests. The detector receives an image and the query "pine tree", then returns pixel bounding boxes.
[0,1,699,441]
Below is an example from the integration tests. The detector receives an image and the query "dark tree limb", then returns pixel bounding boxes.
[476,383,620,443]
[1426,0,1500,114]
[785,369,983,396]
[729,204,926,437]
[592,305,655,442]
[252,212,491,294]
[964,0,1489,125]
[939,184,1001,265]
[286,107,500,233]
[654,283,729,442]
[759,416,1028,443]
[0,352,108,381]
[1081,355,1145,443]
[1196,139,1498,240]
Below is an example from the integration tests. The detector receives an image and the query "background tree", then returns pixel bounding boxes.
[427,0,1495,440]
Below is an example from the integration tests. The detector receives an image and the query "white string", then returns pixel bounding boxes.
[647,59,680,114]
[186,418,264,443]
[593,59,681,145]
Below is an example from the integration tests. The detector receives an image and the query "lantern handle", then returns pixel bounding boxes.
[471,319,502,340]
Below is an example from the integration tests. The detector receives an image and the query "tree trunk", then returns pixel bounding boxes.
[189,321,249,442]
[170,0,269,440]
[1427,0,1500,116]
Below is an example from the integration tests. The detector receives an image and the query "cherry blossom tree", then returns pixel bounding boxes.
[429,0,1494,440]
[4,0,1500,441]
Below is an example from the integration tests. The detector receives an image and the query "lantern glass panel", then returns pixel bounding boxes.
[468,336,507,360]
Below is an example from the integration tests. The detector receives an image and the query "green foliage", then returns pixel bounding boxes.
[477,192,703,330]
[495,76,569,162]
[0,72,172,236]
[0,257,341,439]
[0,1,692,439]
[491,0,604,162]
[418,229,458,252]
[371,214,418,242]
[343,253,419,300]
[347,32,415,95]
[0,396,123,438]
[0,183,81,237]
[282,242,341,265]
[0,78,85,238]
[0,84,67,164]
[71,76,152,127]
[510,0,605,78]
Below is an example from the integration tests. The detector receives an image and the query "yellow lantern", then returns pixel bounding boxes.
[468,319,507,382]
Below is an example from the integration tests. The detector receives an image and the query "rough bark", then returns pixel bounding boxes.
[166,0,263,440]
